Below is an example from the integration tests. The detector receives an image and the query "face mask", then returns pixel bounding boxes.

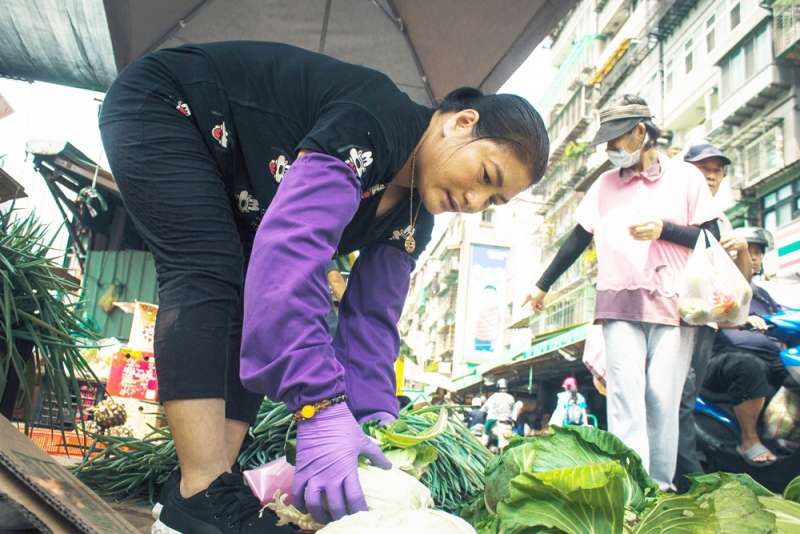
[606,132,647,169]
[606,147,641,168]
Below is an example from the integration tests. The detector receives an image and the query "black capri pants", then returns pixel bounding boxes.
[99,55,263,424]
[704,349,787,405]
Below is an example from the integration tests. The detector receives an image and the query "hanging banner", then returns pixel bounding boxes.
[464,244,509,364]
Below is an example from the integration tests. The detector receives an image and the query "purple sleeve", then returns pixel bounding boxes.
[333,244,414,421]
[240,152,360,411]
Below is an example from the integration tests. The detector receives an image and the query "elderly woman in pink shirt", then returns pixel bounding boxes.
[526,95,720,489]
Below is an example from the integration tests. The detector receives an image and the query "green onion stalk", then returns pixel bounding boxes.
[75,402,492,514]
[0,206,97,427]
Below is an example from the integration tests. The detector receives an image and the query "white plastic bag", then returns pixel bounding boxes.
[258,465,434,531]
[763,387,800,449]
[318,508,477,534]
[678,231,752,326]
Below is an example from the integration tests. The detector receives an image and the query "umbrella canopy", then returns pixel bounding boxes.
[1,0,575,104]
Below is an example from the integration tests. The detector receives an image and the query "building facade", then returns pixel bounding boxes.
[406,0,800,404]
[528,0,800,337]
[399,195,542,379]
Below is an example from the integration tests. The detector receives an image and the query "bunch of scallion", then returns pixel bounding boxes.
[74,401,491,514]
[0,206,96,425]
[373,406,492,514]
[73,399,295,501]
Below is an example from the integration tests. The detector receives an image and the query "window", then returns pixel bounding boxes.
[685,39,694,74]
[665,60,674,93]
[745,129,780,182]
[481,209,494,224]
[720,24,772,99]
[730,2,740,30]
[763,179,800,231]
[706,15,716,52]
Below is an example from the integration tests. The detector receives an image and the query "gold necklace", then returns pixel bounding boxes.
[405,150,423,254]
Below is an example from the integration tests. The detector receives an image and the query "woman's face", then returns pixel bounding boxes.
[607,123,646,153]
[416,110,533,215]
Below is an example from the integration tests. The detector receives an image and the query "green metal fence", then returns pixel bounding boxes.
[79,250,159,340]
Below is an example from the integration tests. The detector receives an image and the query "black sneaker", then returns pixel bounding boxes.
[153,465,244,520]
[151,471,299,534]
[152,468,181,520]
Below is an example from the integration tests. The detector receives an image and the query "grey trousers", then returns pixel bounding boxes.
[603,321,695,489]
[675,326,717,486]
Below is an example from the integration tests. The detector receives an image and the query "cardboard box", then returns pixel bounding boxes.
[0,413,139,533]
[113,301,157,353]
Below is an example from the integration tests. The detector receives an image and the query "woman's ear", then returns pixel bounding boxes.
[443,109,480,139]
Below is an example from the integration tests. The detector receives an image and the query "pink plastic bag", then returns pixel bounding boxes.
[243,456,296,505]
[582,324,607,385]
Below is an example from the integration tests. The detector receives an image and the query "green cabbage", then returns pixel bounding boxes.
[784,474,800,503]
[466,428,800,534]
[483,426,656,515]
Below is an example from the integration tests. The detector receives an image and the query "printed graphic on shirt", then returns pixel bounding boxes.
[344,147,373,178]
[236,190,260,214]
[269,155,292,183]
[362,183,386,199]
[211,121,228,148]
[176,100,191,117]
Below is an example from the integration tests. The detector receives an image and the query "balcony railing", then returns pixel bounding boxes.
[774,0,800,60]
[528,282,596,336]
[538,34,598,117]
[711,64,791,131]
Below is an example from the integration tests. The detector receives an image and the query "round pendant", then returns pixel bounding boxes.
[404,235,416,254]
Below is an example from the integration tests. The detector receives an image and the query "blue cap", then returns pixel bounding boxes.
[684,143,731,165]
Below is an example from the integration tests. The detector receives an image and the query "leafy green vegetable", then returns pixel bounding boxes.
[1,206,97,427]
[373,407,492,513]
[688,472,773,497]
[495,462,626,534]
[484,426,656,514]
[634,478,776,533]
[759,496,800,533]
[376,408,449,448]
[384,444,438,479]
[784,475,800,504]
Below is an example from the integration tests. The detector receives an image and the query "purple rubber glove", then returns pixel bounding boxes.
[357,411,396,426]
[292,403,391,523]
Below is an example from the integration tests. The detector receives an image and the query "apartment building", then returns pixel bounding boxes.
[399,196,541,379]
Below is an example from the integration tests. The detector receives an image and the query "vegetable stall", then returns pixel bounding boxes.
[73,401,800,533]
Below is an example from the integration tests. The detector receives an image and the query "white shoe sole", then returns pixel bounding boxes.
[151,502,163,521]
[151,519,181,534]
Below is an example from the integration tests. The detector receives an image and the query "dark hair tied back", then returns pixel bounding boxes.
[439,87,485,111]
[437,87,550,185]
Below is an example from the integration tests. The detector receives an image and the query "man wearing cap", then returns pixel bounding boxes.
[683,143,751,276]
[674,144,752,488]
[526,95,720,489]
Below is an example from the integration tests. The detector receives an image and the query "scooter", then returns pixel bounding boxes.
[693,310,800,492]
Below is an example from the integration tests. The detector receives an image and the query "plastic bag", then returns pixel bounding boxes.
[763,387,800,449]
[318,509,477,534]
[582,324,606,394]
[243,456,295,505]
[244,460,434,531]
[678,230,752,326]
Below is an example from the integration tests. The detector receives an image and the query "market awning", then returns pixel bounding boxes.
[0,167,26,203]
[1,0,577,105]
[452,323,590,392]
